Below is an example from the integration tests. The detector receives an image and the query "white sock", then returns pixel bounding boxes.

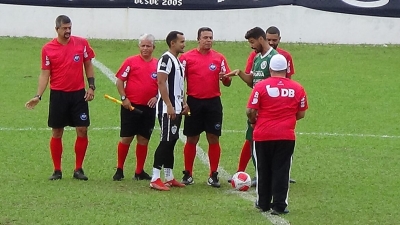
[151,168,161,182]
[164,168,174,181]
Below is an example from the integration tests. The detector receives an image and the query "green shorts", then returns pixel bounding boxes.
[245,120,253,141]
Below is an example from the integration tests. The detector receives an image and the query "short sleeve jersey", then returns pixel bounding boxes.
[156,51,185,114]
[180,49,231,99]
[41,36,95,92]
[247,77,308,141]
[277,48,295,78]
[115,55,158,105]
[251,48,278,87]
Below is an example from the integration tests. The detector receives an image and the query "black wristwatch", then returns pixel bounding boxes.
[121,95,126,101]
[89,84,96,91]
[34,94,42,100]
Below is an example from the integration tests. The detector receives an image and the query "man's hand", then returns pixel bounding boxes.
[222,69,240,79]
[84,88,95,101]
[25,97,40,109]
[147,97,158,108]
[122,98,132,110]
[167,105,176,120]
[181,103,190,115]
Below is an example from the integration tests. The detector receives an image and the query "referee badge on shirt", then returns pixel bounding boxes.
[74,54,80,62]
[151,72,157,79]
[209,63,217,71]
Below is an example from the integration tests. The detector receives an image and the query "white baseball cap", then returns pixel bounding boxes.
[269,54,287,71]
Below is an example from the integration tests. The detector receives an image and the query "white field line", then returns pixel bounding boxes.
[93,59,290,225]
[1,126,400,139]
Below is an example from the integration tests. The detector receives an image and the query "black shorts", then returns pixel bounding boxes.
[159,113,182,141]
[183,96,223,137]
[120,104,156,139]
[48,89,90,128]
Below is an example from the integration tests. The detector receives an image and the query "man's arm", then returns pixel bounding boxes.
[296,111,306,120]
[36,70,50,97]
[246,108,258,124]
[25,69,50,109]
[83,60,95,101]
[223,69,253,87]
[157,72,176,119]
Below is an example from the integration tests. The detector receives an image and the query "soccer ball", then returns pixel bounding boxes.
[231,172,252,191]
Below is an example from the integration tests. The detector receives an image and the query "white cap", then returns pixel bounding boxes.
[269,54,287,71]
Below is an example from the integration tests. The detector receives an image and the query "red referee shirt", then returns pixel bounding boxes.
[115,55,158,105]
[247,77,308,141]
[41,36,95,92]
[180,49,231,99]
[245,48,295,78]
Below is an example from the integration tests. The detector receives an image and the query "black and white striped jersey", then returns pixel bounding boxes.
[156,51,185,115]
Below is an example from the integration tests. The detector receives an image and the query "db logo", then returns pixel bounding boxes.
[266,85,295,98]
[341,0,389,8]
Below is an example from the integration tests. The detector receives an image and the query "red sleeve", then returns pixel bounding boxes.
[41,47,50,70]
[221,55,231,73]
[179,54,188,78]
[247,85,261,109]
[115,58,131,81]
[245,51,256,74]
[298,87,308,111]
[286,53,295,78]
[83,39,95,61]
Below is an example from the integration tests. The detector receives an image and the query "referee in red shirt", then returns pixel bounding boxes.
[112,34,158,181]
[25,15,95,181]
[236,26,297,184]
[179,27,232,188]
[247,54,308,214]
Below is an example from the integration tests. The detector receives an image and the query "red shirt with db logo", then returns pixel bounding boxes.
[41,36,95,92]
[180,49,231,99]
[115,55,158,105]
[247,77,308,141]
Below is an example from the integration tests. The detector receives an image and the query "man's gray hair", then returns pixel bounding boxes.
[138,33,155,46]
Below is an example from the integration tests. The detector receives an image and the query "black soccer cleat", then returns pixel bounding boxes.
[271,208,289,215]
[49,170,62,180]
[207,171,220,188]
[181,170,194,185]
[113,168,125,181]
[73,168,88,181]
[134,170,151,180]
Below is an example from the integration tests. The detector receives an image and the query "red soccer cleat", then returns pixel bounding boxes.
[164,179,186,188]
[150,178,170,191]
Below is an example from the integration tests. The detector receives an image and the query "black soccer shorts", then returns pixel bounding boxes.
[48,89,90,128]
[183,96,223,137]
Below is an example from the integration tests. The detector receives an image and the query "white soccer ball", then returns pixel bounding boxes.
[231,172,252,191]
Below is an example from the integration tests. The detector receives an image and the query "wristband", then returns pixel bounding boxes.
[87,77,95,86]
[34,94,42,100]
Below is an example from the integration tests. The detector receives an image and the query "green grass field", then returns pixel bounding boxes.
[0,36,399,225]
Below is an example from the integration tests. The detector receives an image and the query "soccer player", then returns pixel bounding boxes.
[247,54,308,214]
[238,26,297,184]
[112,34,158,181]
[25,15,95,181]
[179,27,232,188]
[150,31,189,191]
[223,27,277,185]
[244,26,295,78]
